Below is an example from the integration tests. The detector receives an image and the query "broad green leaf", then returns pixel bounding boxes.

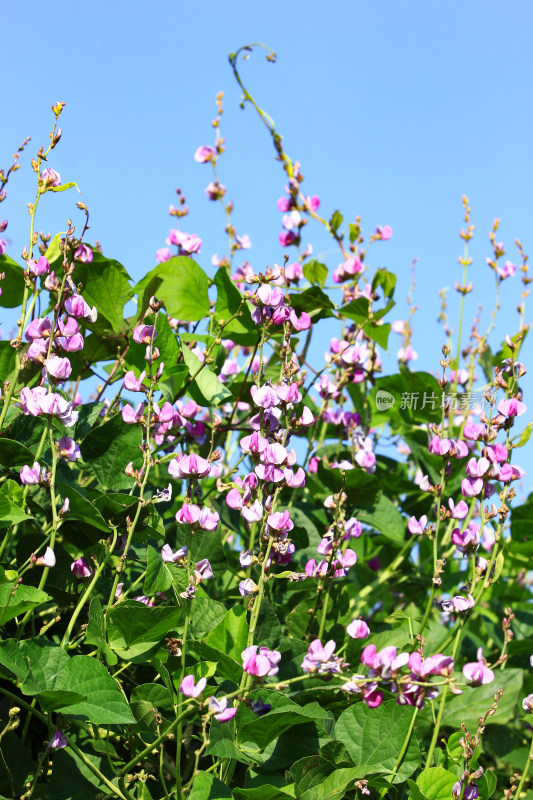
[316,462,382,508]
[181,343,232,406]
[0,489,33,528]
[74,251,134,334]
[0,254,25,307]
[0,581,50,625]
[340,297,370,324]
[159,365,189,404]
[53,655,134,723]
[289,286,335,321]
[74,401,106,439]
[303,259,328,288]
[0,638,30,682]
[206,605,248,664]
[107,602,183,660]
[478,770,497,799]
[414,767,458,799]
[189,596,227,638]
[57,484,110,533]
[143,545,188,595]
[214,267,257,345]
[0,341,17,388]
[233,787,294,799]
[80,413,143,491]
[134,256,210,322]
[372,267,397,298]
[188,772,232,799]
[364,320,391,349]
[336,700,420,782]
[85,598,117,666]
[237,690,333,751]
[19,639,70,694]
[329,210,343,234]
[353,495,405,543]
[437,668,522,728]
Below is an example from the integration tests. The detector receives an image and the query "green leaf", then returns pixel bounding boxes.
[335,700,420,782]
[188,772,232,799]
[134,256,210,322]
[85,598,117,666]
[372,267,397,299]
[0,254,25,307]
[364,320,391,349]
[144,545,188,595]
[0,489,34,528]
[50,181,80,193]
[316,461,382,508]
[159,365,189,404]
[74,401,106,439]
[303,260,328,288]
[0,342,17,388]
[339,298,370,324]
[515,422,532,448]
[233,787,294,800]
[353,495,405,543]
[206,605,248,664]
[44,231,66,267]
[436,668,522,729]
[214,267,257,345]
[57,485,110,533]
[18,639,70,694]
[189,597,227,638]
[289,287,335,321]
[80,413,143,491]
[237,691,333,751]
[0,580,50,625]
[53,655,134,723]
[107,602,183,660]
[329,210,343,234]
[181,343,232,407]
[74,251,134,334]
[414,767,458,799]
[478,770,497,799]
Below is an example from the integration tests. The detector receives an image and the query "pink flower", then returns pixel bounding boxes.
[463,649,494,686]
[374,225,393,240]
[408,515,427,535]
[242,501,263,523]
[267,510,294,535]
[133,324,156,344]
[74,243,93,262]
[161,544,187,562]
[180,675,206,697]
[176,454,211,478]
[156,247,171,263]
[71,557,92,579]
[301,639,343,674]
[176,503,201,525]
[36,547,56,567]
[122,403,145,424]
[347,619,370,639]
[41,168,61,187]
[64,295,97,322]
[207,696,237,722]
[194,145,216,163]
[497,397,526,418]
[250,384,280,409]
[20,463,42,485]
[27,256,50,276]
[44,355,72,381]
[58,436,81,461]
[448,498,469,519]
[123,370,146,391]
[290,310,312,331]
[194,559,213,583]
[497,260,516,279]
[242,645,281,677]
[198,507,219,531]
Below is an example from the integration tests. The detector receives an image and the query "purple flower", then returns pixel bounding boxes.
[522,693,533,713]
[41,168,61,187]
[179,675,206,698]
[74,243,93,262]
[58,436,81,462]
[448,498,469,519]
[48,730,67,749]
[133,324,156,344]
[161,544,187,562]
[208,696,237,722]
[194,559,213,583]
[176,503,201,525]
[71,557,92,579]
[251,698,272,715]
[123,370,146,391]
[239,579,258,597]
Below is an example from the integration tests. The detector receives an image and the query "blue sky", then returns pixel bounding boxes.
[1,0,532,485]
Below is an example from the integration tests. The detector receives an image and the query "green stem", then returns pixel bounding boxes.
[513,733,533,799]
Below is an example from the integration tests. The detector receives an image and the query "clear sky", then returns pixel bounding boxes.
[1,0,532,485]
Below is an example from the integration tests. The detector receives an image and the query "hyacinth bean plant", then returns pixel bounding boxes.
[0,44,532,800]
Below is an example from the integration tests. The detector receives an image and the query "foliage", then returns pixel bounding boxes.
[0,45,531,800]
